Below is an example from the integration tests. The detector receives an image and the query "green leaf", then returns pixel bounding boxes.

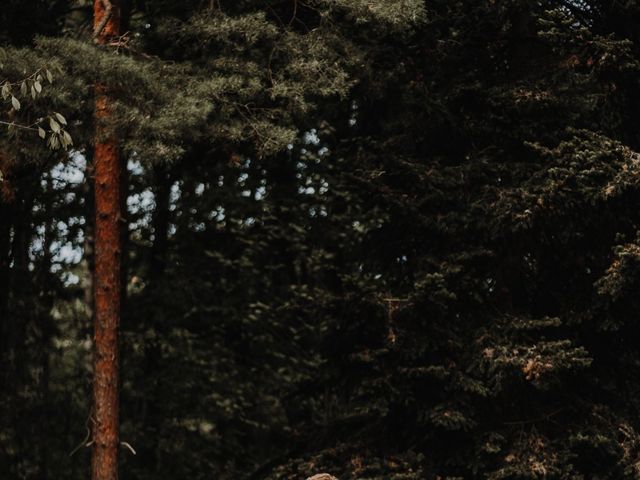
[48,133,59,150]
[34,81,42,94]
[62,130,73,146]
[38,126,46,139]
[11,96,20,111]
[54,112,67,125]
[45,69,53,83]
[49,117,60,133]
[20,81,27,96]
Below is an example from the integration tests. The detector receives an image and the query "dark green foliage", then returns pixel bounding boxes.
[4,1,640,479]
[0,1,69,45]
[263,1,640,478]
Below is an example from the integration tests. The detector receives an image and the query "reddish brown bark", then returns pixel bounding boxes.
[92,1,122,480]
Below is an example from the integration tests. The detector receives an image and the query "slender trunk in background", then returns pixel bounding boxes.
[150,165,171,278]
[137,165,171,473]
[92,1,122,479]
[38,172,55,480]
[11,192,34,386]
[0,200,12,368]
[84,153,96,329]
[120,164,129,310]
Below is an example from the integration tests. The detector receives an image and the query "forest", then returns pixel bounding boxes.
[3,1,640,479]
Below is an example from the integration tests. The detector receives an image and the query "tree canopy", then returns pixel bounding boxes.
[3,1,640,479]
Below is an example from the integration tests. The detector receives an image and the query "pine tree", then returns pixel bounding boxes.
[269,2,640,478]
[91,1,123,479]
[5,2,640,479]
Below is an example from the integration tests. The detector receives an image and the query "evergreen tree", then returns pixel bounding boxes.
[5,1,640,479]
[271,2,640,478]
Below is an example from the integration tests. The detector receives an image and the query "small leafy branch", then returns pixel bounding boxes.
[0,66,73,150]
[41,112,73,150]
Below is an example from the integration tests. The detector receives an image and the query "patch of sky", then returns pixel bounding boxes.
[303,129,320,145]
[299,186,315,195]
[51,151,85,188]
[127,157,144,175]
[128,188,155,232]
[169,181,181,211]
[309,206,328,217]
[31,154,86,268]
[207,207,226,222]
[191,222,206,232]
[52,241,83,264]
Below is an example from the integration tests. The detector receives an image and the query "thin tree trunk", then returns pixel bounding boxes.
[150,165,171,278]
[84,153,96,342]
[92,1,122,479]
[136,165,171,474]
[38,171,54,480]
[120,162,129,310]
[0,200,12,364]
[9,188,35,474]
[10,191,34,385]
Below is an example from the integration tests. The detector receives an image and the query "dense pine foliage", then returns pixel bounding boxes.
[3,1,640,478]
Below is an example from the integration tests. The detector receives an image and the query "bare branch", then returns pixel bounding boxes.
[120,441,137,455]
[0,120,39,132]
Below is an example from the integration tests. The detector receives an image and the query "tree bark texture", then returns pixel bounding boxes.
[92,1,122,479]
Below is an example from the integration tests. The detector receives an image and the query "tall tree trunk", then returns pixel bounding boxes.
[92,1,122,479]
